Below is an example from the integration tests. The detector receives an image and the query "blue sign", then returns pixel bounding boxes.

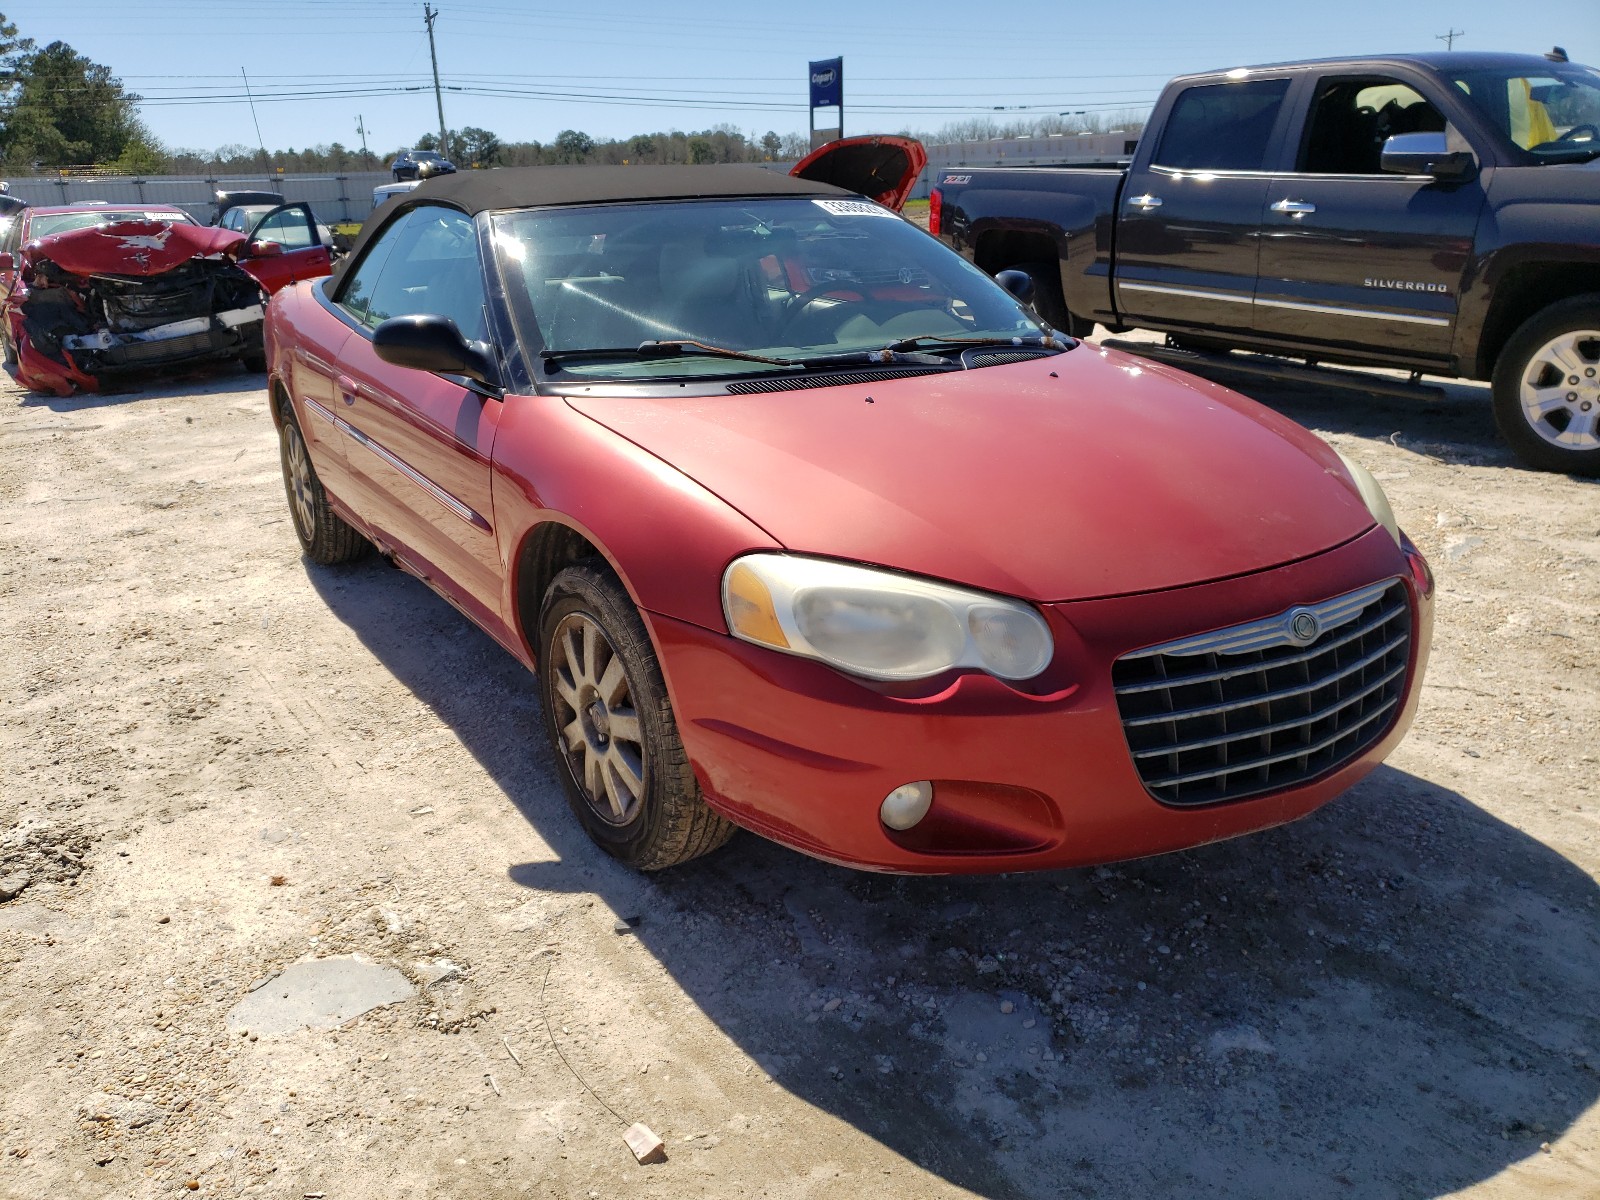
[809,58,842,108]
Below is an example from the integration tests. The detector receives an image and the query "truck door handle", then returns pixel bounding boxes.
[1128,194,1163,210]
[1270,199,1317,215]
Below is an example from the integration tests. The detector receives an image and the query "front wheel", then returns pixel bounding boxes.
[1492,295,1600,476]
[538,562,735,871]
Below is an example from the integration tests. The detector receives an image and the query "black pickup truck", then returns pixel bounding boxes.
[931,52,1600,474]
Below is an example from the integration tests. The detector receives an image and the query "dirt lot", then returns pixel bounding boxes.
[1,341,1597,1200]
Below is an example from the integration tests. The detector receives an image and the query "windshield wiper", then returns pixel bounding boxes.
[541,339,793,368]
[883,332,1077,354]
[788,347,956,369]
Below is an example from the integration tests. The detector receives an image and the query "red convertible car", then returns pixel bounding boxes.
[264,153,1433,873]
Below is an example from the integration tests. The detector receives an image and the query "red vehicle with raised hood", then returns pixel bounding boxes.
[0,201,330,395]
[262,144,1433,874]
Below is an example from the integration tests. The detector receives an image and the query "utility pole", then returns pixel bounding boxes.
[355,114,370,156]
[423,4,449,160]
[1436,28,1464,51]
[241,67,270,176]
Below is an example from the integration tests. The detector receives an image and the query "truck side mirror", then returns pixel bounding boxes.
[995,269,1036,305]
[1380,132,1476,182]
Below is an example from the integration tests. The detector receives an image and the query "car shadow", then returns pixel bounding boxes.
[12,362,266,411]
[308,559,1600,1200]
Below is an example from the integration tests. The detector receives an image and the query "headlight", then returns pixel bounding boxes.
[1334,450,1400,547]
[722,554,1054,682]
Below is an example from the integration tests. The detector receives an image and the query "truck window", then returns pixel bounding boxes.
[1300,78,1446,174]
[1153,79,1290,171]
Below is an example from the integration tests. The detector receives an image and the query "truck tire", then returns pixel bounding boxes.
[1492,295,1600,476]
[538,561,737,871]
[1006,261,1093,338]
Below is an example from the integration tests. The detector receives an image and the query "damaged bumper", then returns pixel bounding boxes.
[59,305,264,369]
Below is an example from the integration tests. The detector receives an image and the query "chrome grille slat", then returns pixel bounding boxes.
[1130,662,1407,758]
[1121,632,1407,728]
[1112,579,1411,807]
[1142,697,1400,787]
[1114,604,1397,694]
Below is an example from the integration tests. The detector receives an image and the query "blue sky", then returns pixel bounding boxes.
[8,0,1596,153]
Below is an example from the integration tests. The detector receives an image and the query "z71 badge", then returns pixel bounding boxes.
[942,175,972,185]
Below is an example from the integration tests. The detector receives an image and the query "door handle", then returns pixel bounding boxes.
[1127,194,1163,210]
[1270,199,1317,215]
[336,374,357,405]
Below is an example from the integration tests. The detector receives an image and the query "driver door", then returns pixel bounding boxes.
[238,203,333,293]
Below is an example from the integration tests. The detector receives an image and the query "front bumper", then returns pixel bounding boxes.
[650,526,1432,874]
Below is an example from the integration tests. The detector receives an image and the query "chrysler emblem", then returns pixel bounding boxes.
[1288,609,1321,645]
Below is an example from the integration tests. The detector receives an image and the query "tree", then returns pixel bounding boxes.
[760,131,783,160]
[553,129,594,164]
[0,37,159,168]
[454,126,502,167]
[686,136,714,165]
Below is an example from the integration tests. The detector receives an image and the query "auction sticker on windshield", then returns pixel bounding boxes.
[812,198,897,218]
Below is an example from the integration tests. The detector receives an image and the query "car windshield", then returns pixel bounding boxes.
[491,196,1046,380]
[1448,62,1600,159]
[30,210,195,239]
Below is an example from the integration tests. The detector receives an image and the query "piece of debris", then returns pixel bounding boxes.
[227,954,414,1036]
[418,958,464,987]
[623,1121,667,1164]
[999,1000,1015,1014]
[0,873,30,902]
[270,875,287,887]
[613,915,641,934]
[823,998,842,1012]
[502,1037,524,1069]
[409,806,434,816]
[486,1073,502,1097]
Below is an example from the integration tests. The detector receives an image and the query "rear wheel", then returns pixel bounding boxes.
[277,403,370,563]
[538,561,735,871]
[1492,295,1600,476]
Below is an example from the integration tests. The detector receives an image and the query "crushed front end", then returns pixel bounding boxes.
[10,221,266,396]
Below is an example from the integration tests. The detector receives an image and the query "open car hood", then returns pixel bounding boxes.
[24,221,246,277]
[789,136,927,212]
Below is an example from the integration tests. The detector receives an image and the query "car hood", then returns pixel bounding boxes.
[789,135,927,212]
[24,221,244,277]
[567,346,1379,603]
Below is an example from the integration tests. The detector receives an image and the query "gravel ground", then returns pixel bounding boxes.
[0,342,1596,1200]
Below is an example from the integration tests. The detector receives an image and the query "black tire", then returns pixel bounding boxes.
[1491,294,1600,476]
[538,561,736,871]
[277,402,371,564]
[1005,261,1094,338]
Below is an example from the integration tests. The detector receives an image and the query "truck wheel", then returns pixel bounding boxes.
[538,561,736,871]
[1492,295,1600,476]
[277,403,371,563]
[1005,262,1093,338]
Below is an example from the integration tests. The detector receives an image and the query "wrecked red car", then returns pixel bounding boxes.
[0,202,332,396]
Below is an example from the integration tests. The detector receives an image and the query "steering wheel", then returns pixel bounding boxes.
[779,291,861,338]
[1556,123,1599,144]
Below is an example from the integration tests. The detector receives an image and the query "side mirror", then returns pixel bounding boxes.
[995,269,1036,305]
[1380,132,1476,182]
[0,252,12,272]
[373,315,499,387]
[247,240,284,258]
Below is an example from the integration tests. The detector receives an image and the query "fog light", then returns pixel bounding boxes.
[880,781,934,831]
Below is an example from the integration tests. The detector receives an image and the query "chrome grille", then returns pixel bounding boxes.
[1112,580,1411,807]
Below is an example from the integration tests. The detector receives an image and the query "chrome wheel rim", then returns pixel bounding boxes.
[549,613,646,826]
[283,424,316,538]
[1519,329,1600,451]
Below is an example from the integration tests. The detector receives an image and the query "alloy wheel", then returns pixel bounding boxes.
[1519,329,1600,451]
[548,612,646,826]
[283,423,317,539]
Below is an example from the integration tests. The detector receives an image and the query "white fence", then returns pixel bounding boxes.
[1,134,1141,221]
[1,172,395,223]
